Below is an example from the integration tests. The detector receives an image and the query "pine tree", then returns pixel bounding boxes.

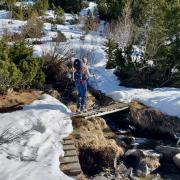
[83,14,94,34]
[34,0,49,15]
[104,38,118,69]
[49,0,83,13]
[4,0,16,19]
[22,12,43,38]
[0,60,22,93]
[97,0,126,21]
[9,41,45,88]
[109,0,179,87]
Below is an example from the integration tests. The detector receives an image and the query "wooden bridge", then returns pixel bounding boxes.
[71,102,129,119]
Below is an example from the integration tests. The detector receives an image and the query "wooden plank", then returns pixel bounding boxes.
[71,102,129,118]
[64,150,77,157]
[63,140,74,145]
[85,106,129,119]
[69,169,82,176]
[60,162,81,172]
[60,156,79,164]
[63,137,72,140]
[61,137,82,177]
[63,144,76,151]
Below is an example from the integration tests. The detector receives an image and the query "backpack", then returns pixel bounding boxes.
[73,59,87,81]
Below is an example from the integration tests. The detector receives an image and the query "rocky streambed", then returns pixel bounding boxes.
[97,101,180,180]
[70,100,180,180]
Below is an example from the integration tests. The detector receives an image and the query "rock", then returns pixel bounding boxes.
[130,101,180,139]
[142,150,162,158]
[173,153,180,169]
[135,161,149,177]
[79,145,121,175]
[155,145,180,160]
[118,135,135,145]
[174,133,180,145]
[177,139,180,145]
[88,86,114,106]
[7,88,13,95]
[44,84,53,91]
[124,149,145,168]
[92,176,110,180]
[118,129,131,135]
[124,149,160,177]
[115,162,131,179]
[47,89,61,100]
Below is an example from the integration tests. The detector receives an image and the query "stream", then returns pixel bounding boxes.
[103,110,180,180]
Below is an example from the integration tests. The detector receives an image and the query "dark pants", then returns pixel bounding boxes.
[75,80,87,110]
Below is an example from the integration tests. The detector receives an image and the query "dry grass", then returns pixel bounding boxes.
[68,91,96,112]
[130,100,180,136]
[130,101,144,110]
[72,117,124,158]
[142,157,160,169]
[0,90,41,112]
[77,174,88,180]
[71,117,124,175]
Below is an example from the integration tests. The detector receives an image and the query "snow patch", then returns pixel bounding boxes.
[80,2,97,16]
[0,94,73,180]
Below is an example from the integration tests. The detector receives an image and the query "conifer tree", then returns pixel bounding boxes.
[104,38,118,69]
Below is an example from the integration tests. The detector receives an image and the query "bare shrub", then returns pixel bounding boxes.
[105,2,133,49]
[22,12,43,39]
[42,43,73,87]
[52,31,67,43]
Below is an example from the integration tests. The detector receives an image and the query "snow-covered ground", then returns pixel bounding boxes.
[0,94,73,180]
[79,2,97,16]
[15,1,35,7]
[0,19,26,35]
[0,10,9,19]
[90,68,180,117]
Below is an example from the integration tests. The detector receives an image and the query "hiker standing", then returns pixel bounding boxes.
[73,57,94,112]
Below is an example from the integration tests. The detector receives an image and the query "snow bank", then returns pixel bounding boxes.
[44,10,55,19]
[80,2,97,16]
[0,19,26,36]
[15,1,35,7]
[0,10,9,19]
[0,94,73,180]
[90,67,180,118]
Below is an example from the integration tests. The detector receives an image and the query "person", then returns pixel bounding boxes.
[73,57,94,112]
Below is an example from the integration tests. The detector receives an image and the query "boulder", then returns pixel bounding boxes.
[173,153,180,169]
[92,176,110,180]
[88,86,114,106]
[47,89,61,100]
[130,101,180,139]
[124,149,160,177]
[155,145,180,160]
[115,162,131,178]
